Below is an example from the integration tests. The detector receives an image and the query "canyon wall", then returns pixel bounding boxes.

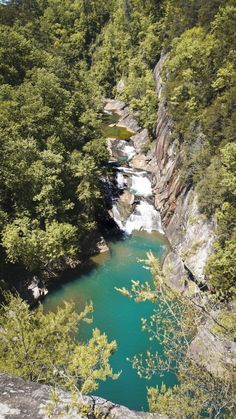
[152,55,236,378]
[151,55,215,293]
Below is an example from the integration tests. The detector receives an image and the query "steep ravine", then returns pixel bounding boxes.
[104,98,164,238]
[2,57,235,418]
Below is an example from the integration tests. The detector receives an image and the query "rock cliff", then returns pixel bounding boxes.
[152,55,215,292]
[152,55,236,377]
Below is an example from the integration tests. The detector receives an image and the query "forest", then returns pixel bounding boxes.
[0,0,235,417]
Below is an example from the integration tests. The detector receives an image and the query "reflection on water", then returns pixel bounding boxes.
[43,232,175,411]
[101,112,135,139]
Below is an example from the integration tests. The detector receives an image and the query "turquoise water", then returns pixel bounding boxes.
[43,231,175,411]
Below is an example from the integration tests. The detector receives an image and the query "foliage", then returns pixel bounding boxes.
[161,0,236,295]
[118,253,236,417]
[0,294,117,394]
[90,0,161,135]
[2,218,78,272]
[0,0,115,282]
[0,0,167,284]
[119,56,158,136]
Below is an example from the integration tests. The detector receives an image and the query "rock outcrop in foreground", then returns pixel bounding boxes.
[0,373,164,419]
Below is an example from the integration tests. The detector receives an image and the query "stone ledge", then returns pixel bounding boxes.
[0,373,165,419]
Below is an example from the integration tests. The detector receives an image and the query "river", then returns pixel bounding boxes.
[43,107,176,411]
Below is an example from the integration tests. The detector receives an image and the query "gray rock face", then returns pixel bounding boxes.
[104,99,126,114]
[117,109,141,133]
[129,154,149,171]
[190,323,236,380]
[163,251,188,292]
[152,55,215,288]
[0,373,164,419]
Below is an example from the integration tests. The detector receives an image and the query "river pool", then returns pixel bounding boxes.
[43,231,176,411]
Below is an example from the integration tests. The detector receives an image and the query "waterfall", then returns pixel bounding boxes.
[104,105,164,236]
[125,201,164,235]
[108,167,164,236]
[117,172,125,189]
[110,201,124,230]
[131,173,152,197]
[123,144,136,160]
[108,139,136,161]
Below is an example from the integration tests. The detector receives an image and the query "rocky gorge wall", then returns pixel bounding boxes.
[152,55,215,292]
[105,55,216,293]
[151,55,236,378]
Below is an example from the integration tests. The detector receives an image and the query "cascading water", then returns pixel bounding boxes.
[108,138,164,236]
[125,201,164,235]
[130,172,152,197]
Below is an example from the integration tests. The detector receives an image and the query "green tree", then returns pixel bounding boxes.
[118,56,158,135]
[0,24,36,85]
[2,217,78,273]
[0,294,117,397]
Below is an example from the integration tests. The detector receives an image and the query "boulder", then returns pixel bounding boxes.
[97,237,109,253]
[131,129,149,153]
[104,99,126,115]
[129,154,148,171]
[120,190,135,206]
[117,110,140,133]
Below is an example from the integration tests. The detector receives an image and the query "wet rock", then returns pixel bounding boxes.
[129,154,149,171]
[97,237,109,253]
[113,198,134,224]
[120,190,135,206]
